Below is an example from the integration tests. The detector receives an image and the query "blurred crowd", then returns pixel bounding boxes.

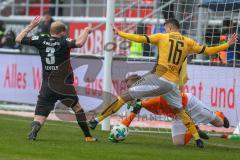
[0,10,54,50]
[205,19,240,64]
[0,20,18,49]
[128,0,240,65]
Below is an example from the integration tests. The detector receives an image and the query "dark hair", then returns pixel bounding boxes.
[164,19,180,29]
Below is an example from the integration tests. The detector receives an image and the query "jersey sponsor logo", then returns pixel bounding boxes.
[43,41,60,47]
[32,36,39,40]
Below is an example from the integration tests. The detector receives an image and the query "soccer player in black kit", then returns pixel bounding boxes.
[15,16,97,142]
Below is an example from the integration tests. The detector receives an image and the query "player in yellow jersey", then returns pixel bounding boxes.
[88,19,237,148]
[112,61,229,145]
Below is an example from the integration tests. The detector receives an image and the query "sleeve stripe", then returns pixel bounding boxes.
[178,57,187,74]
[198,46,206,54]
[144,35,150,43]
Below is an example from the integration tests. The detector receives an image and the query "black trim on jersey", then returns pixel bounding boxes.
[144,35,150,43]
[178,57,187,75]
[198,46,206,54]
[68,39,76,48]
[151,48,159,73]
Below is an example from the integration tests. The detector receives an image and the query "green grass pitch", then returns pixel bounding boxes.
[0,114,240,160]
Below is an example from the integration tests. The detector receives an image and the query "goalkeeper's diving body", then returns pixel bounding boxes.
[118,92,229,145]
[115,67,230,145]
[89,19,237,148]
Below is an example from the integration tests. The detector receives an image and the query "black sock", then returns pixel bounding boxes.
[132,99,142,114]
[31,121,41,133]
[75,109,92,137]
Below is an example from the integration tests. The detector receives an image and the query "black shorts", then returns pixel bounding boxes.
[35,82,79,117]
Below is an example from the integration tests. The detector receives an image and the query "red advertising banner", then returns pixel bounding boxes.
[69,23,106,55]
[69,22,153,56]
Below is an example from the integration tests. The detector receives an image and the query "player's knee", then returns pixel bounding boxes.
[172,137,185,146]
[71,96,79,107]
[35,105,52,117]
[61,96,79,108]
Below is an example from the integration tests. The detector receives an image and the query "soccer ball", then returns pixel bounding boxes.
[109,123,129,142]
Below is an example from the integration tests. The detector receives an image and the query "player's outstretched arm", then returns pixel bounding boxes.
[204,33,238,55]
[112,24,149,43]
[75,27,92,48]
[15,16,41,44]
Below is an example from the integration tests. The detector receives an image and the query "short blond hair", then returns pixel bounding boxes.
[50,21,66,35]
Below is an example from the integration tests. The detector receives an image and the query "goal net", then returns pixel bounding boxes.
[107,0,240,136]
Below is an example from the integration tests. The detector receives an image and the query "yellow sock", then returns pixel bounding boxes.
[97,96,125,122]
[176,110,200,140]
